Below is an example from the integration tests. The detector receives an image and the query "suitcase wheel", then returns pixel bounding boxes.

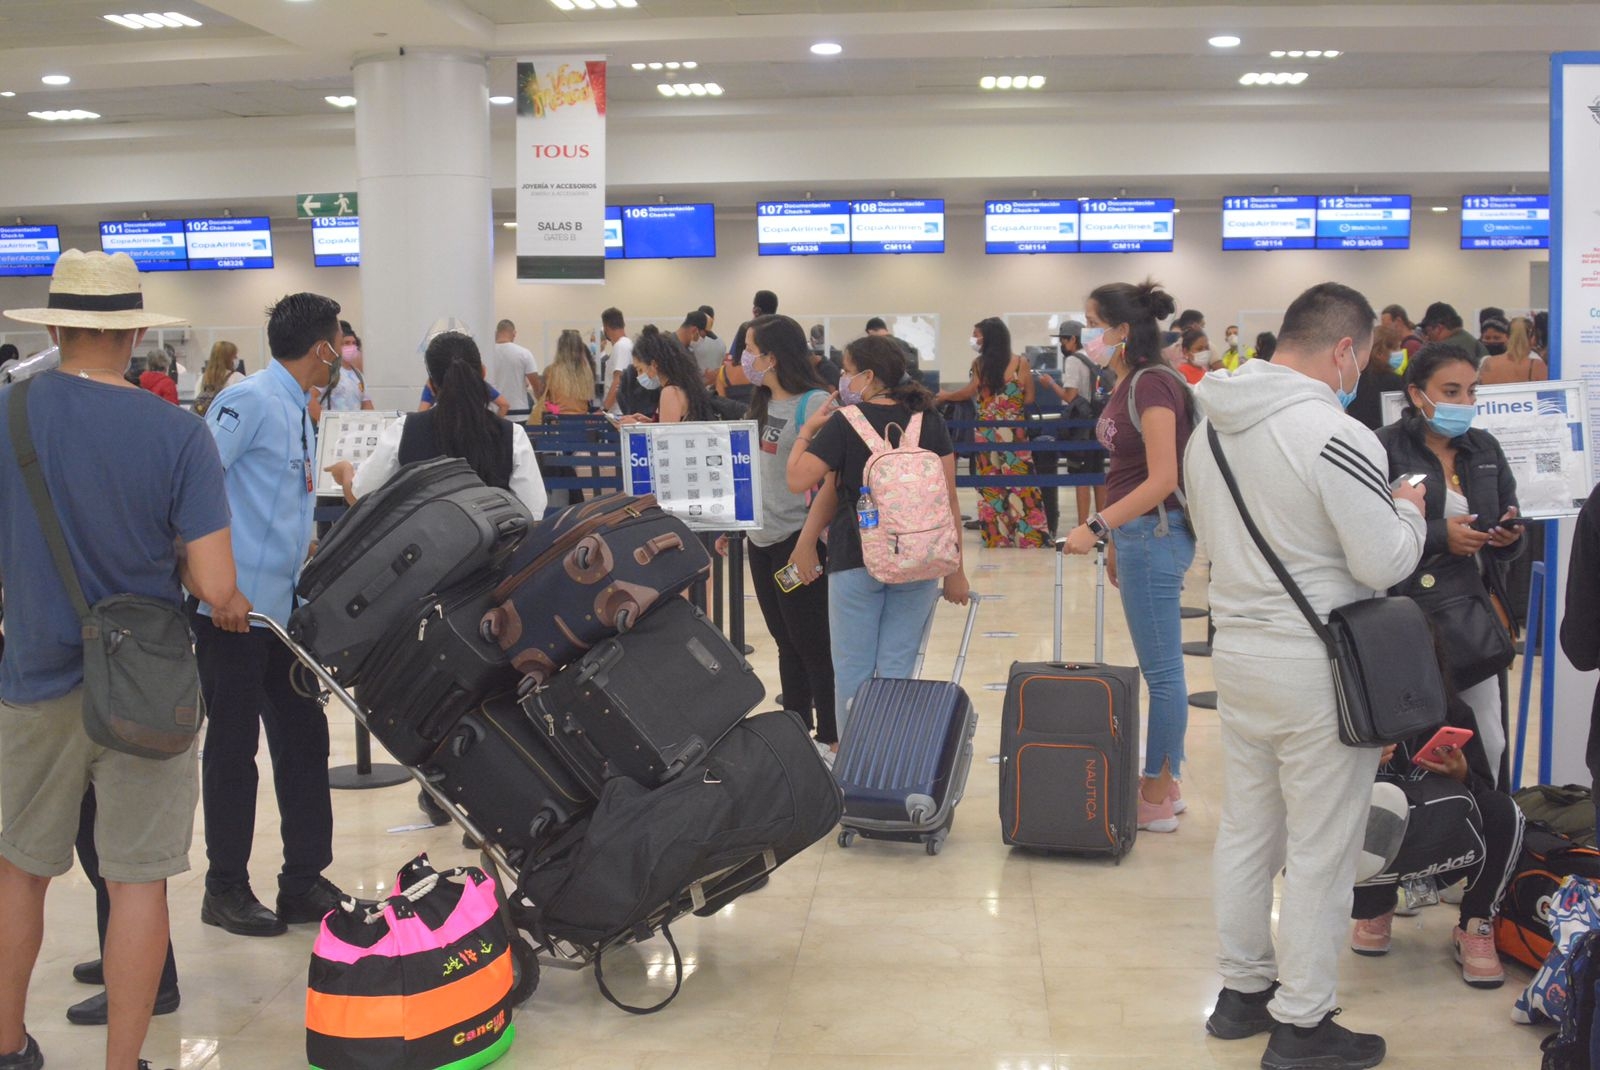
[926,838,943,856]
[449,722,485,759]
[837,829,858,848]
[905,793,936,825]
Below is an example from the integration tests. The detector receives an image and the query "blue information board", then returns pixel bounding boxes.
[850,199,945,254]
[619,203,716,260]
[984,200,1080,254]
[604,205,623,260]
[1221,196,1318,251]
[0,225,62,278]
[1078,199,1175,253]
[311,216,360,267]
[185,216,274,270]
[757,201,852,256]
[99,220,188,271]
[1461,195,1550,250]
[1315,195,1411,250]
[621,421,761,530]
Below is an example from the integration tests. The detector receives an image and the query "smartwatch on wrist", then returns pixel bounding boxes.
[1086,513,1110,539]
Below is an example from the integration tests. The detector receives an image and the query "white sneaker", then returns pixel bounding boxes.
[815,740,836,769]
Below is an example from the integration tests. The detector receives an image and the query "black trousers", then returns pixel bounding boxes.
[746,531,837,744]
[76,786,178,990]
[1353,775,1524,927]
[194,614,333,897]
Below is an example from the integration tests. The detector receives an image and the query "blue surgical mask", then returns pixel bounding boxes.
[1388,350,1406,371]
[838,370,867,407]
[1423,395,1476,438]
[1334,345,1360,410]
[1080,327,1106,347]
[637,370,660,391]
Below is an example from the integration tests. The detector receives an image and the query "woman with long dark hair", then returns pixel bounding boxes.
[629,326,713,423]
[325,331,546,517]
[1062,279,1197,834]
[1376,342,1522,787]
[935,317,1049,548]
[735,314,838,753]
[787,334,969,738]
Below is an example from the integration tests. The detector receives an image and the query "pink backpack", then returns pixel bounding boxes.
[840,408,961,584]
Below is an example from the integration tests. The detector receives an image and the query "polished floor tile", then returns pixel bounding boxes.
[4,501,1551,1067]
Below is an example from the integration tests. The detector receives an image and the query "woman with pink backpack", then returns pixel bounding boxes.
[785,334,970,741]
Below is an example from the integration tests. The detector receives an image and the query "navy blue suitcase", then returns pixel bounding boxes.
[832,595,982,856]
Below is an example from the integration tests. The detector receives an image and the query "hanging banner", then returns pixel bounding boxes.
[515,56,606,284]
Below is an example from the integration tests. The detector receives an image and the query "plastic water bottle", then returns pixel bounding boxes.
[857,487,879,530]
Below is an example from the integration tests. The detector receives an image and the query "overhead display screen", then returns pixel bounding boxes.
[99,220,189,272]
[604,206,624,260]
[311,216,360,267]
[984,200,1081,254]
[1221,196,1318,251]
[757,201,852,256]
[1315,195,1411,250]
[1461,195,1550,250]
[1078,198,1175,253]
[619,204,716,260]
[0,225,62,278]
[184,217,275,270]
[850,199,945,254]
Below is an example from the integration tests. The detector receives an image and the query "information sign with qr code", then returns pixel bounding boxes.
[1381,380,1592,518]
[314,410,404,497]
[621,421,761,530]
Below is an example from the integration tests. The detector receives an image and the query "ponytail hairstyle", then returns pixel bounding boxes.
[634,325,713,421]
[974,316,1012,394]
[1087,279,1177,371]
[842,333,935,412]
[747,314,827,429]
[423,331,512,489]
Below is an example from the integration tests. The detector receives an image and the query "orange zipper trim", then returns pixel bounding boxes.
[1015,675,1115,736]
[1011,742,1112,846]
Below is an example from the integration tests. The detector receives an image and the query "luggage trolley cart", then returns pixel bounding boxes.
[251,612,778,1013]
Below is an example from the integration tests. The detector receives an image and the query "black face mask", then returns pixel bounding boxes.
[1484,342,1508,356]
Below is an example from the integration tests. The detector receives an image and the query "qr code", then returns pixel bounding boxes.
[1536,451,1562,474]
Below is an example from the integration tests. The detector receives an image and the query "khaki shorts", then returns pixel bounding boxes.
[0,687,197,883]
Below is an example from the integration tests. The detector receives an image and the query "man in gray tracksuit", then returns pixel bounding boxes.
[1184,283,1427,1070]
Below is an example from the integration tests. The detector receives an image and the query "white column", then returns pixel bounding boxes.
[353,48,493,411]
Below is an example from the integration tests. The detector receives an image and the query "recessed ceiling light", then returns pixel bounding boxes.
[596,0,617,7]
[648,62,663,69]
[1287,50,1304,58]
[573,0,595,9]
[979,75,997,90]
[1270,50,1286,58]
[1288,71,1308,84]
[489,94,514,105]
[29,109,100,121]
[1432,205,1449,213]
[665,61,680,69]
[324,95,357,107]
[683,61,697,69]
[104,14,143,28]
[631,62,645,70]
[995,75,1013,89]
[705,83,722,95]
[672,83,691,96]
[811,42,843,56]
[618,0,637,6]
[1323,50,1341,58]
[1208,34,1241,48]
[1027,75,1046,89]
[0,91,14,98]
[656,83,674,96]
[1173,208,1182,214]
[689,83,707,95]
[549,0,575,7]
[41,74,71,86]
[1305,50,1323,58]
[1239,72,1259,85]
[502,221,517,228]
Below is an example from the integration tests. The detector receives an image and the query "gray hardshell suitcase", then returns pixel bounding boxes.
[999,540,1141,859]
[833,595,982,856]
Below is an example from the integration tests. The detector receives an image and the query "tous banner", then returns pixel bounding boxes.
[515,56,606,284]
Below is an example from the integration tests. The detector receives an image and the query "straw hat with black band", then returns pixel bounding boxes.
[4,249,186,331]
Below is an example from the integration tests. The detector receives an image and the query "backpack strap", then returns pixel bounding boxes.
[839,406,889,454]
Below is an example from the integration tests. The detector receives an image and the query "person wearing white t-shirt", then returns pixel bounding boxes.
[487,319,541,411]
[600,307,632,411]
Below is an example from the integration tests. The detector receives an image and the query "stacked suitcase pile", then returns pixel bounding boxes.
[282,458,842,1012]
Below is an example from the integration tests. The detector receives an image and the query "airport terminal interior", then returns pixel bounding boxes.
[2,0,1599,1068]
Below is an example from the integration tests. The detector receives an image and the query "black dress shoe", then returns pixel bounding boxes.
[276,876,347,925]
[73,958,104,986]
[0,1033,42,1070]
[201,886,287,937]
[67,985,180,1026]
[418,790,451,827]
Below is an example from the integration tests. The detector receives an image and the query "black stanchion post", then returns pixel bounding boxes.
[709,533,725,630]
[728,531,749,654]
[328,723,411,791]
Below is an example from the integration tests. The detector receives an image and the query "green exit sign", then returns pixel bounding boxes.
[296,192,358,218]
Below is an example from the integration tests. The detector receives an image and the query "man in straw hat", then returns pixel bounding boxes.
[0,249,250,1070]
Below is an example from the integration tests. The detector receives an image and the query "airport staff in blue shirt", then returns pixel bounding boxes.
[193,292,346,939]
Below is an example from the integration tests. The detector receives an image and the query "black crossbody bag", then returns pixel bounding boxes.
[7,378,202,759]
[1206,424,1445,747]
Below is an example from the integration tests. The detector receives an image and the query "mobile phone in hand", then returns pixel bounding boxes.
[1389,473,1427,490]
[1414,725,1474,766]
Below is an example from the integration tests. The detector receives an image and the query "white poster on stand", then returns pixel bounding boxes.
[621,421,761,531]
[314,410,403,497]
[515,56,606,284]
[1547,53,1600,786]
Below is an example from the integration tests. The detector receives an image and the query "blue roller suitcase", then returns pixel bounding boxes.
[833,595,982,856]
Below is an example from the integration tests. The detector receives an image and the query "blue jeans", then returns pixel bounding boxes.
[1112,509,1196,779]
[828,567,941,739]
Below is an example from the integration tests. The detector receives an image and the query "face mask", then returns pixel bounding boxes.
[340,344,359,362]
[741,349,768,387]
[1485,342,1508,356]
[969,337,982,353]
[1226,333,1239,347]
[1422,395,1476,438]
[636,370,660,391]
[838,370,868,407]
[1334,346,1359,409]
[1191,349,1212,367]
[1389,350,1406,371]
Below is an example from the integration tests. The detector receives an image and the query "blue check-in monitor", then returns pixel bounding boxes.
[99,220,189,271]
[850,199,945,254]
[185,216,275,270]
[1461,195,1549,250]
[0,225,62,278]
[1315,195,1411,250]
[757,201,852,256]
[984,200,1081,254]
[311,216,360,267]
[1221,196,1318,251]
[1078,199,1175,253]
[618,203,716,260]
[604,206,624,260]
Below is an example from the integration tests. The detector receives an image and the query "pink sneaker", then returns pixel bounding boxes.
[1453,918,1505,989]
[1351,912,1393,956]
[1137,792,1179,833]
[1169,780,1187,815]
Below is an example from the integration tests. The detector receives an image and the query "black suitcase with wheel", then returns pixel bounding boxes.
[522,597,764,794]
[999,540,1141,858]
[420,693,594,872]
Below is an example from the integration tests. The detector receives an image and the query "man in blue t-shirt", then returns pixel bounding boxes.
[0,250,248,1070]
[194,291,347,941]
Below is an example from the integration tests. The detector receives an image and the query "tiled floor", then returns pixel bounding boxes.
[16,503,1551,1068]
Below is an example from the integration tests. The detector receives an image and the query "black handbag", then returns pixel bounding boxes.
[1402,555,1515,690]
[1207,425,1446,747]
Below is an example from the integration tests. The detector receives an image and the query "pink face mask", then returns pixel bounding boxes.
[740,349,767,387]
[340,344,360,361]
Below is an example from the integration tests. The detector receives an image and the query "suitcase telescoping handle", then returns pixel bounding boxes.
[1053,538,1107,664]
[908,592,982,686]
